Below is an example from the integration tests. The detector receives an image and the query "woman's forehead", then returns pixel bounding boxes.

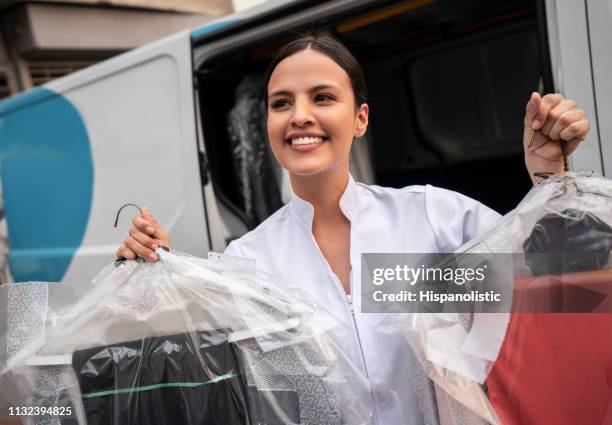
[267,49,352,93]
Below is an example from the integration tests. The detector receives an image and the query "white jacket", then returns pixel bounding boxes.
[225,175,502,425]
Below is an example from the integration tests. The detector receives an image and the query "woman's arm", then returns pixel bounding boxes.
[523,92,591,184]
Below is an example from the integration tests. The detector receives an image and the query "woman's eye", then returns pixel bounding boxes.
[271,99,290,109]
[314,94,334,103]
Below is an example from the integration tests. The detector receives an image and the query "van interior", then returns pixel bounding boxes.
[196,0,543,238]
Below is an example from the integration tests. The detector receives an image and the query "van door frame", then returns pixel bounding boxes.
[584,0,611,175]
[544,0,604,174]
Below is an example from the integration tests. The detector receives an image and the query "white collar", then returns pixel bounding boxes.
[288,174,361,229]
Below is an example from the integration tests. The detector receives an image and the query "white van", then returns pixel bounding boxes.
[0,0,610,283]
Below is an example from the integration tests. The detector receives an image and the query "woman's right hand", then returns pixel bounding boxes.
[116,207,171,262]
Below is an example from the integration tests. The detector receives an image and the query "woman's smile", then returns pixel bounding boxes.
[286,132,329,152]
[288,139,326,152]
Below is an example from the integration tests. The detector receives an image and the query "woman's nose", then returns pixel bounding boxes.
[290,99,315,127]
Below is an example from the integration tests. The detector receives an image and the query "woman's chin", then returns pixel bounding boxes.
[286,161,331,177]
[286,159,348,178]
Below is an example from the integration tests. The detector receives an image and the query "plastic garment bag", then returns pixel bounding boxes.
[486,172,612,425]
[227,76,284,227]
[387,172,612,425]
[0,250,375,425]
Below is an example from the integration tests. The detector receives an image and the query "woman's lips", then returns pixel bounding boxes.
[288,142,325,152]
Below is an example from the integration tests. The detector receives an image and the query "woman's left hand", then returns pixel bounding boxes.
[523,92,590,184]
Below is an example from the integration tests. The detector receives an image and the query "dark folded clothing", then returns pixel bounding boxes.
[71,329,302,425]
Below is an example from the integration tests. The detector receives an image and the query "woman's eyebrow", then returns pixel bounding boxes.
[269,84,341,98]
[269,90,292,98]
[309,84,340,92]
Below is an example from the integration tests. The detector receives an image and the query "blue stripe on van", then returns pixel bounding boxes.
[0,87,93,283]
[190,18,239,39]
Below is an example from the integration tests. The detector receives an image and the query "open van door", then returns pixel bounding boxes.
[190,0,554,249]
[0,31,209,283]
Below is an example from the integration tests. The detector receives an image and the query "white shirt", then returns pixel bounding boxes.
[225,175,501,425]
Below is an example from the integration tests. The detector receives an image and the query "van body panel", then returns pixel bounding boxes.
[1,31,210,283]
[544,0,604,174]
[586,0,612,175]
[0,87,93,282]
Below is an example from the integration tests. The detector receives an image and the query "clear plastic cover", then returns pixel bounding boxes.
[0,249,375,424]
[227,76,284,226]
[395,172,612,424]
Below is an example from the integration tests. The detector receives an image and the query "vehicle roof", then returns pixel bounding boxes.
[190,0,316,45]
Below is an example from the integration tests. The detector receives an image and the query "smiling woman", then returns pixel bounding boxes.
[261,41,370,293]
[117,32,591,425]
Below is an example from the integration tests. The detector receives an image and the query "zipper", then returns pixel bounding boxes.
[331,272,379,425]
[346,222,380,424]
[305,228,379,424]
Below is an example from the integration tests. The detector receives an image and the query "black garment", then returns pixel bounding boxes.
[523,208,612,276]
[71,330,249,425]
[70,329,341,425]
[71,330,306,425]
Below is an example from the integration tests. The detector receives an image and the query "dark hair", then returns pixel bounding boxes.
[263,32,368,109]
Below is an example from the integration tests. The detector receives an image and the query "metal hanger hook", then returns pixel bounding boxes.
[114,203,143,227]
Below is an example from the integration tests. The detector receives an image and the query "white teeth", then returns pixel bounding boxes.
[291,137,325,145]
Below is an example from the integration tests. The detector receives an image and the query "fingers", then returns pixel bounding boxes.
[531,93,563,130]
[524,92,541,127]
[524,93,591,179]
[539,98,575,137]
[559,118,591,140]
[140,207,171,249]
[124,236,158,262]
[116,243,136,261]
[545,107,583,140]
[126,221,159,262]
[119,207,169,263]
[121,210,159,262]
[115,229,159,263]
[559,119,590,143]
[132,214,155,236]
[129,226,159,251]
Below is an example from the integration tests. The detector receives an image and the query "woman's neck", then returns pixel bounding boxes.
[290,165,349,224]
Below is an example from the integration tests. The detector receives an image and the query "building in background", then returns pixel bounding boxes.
[232,0,269,13]
[0,0,234,99]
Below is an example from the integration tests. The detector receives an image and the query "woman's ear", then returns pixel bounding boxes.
[355,103,369,137]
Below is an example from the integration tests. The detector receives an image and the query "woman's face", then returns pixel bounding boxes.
[267,48,369,177]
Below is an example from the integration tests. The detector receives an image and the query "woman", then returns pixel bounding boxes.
[116,34,590,424]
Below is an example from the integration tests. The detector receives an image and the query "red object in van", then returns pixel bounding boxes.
[486,270,612,425]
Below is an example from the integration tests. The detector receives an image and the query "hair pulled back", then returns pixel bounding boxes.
[263,32,368,109]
